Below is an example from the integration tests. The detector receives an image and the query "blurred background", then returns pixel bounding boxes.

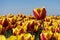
[0,0,60,15]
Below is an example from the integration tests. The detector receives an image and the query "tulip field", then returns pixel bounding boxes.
[0,7,60,40]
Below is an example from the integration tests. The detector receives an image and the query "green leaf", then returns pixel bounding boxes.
[4,29,13,38]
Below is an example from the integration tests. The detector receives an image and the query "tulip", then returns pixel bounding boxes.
[40,33,46,40]
[33,7,46,20]
[2,18,9,27]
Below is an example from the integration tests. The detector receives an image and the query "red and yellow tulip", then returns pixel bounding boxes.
[33,7,46,20]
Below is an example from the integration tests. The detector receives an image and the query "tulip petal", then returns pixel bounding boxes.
[40,33,46,40]
[33,9,40,20]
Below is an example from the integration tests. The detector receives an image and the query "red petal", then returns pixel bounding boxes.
[33,10,40,20]
[41,8,46,19]
[40,33,46,40]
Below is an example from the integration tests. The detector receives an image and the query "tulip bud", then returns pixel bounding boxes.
[33,7,46,20]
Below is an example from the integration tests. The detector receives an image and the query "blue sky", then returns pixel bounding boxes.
[0,0,60,15]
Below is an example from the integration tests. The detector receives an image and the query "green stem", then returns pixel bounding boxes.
[35,19,44,40]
